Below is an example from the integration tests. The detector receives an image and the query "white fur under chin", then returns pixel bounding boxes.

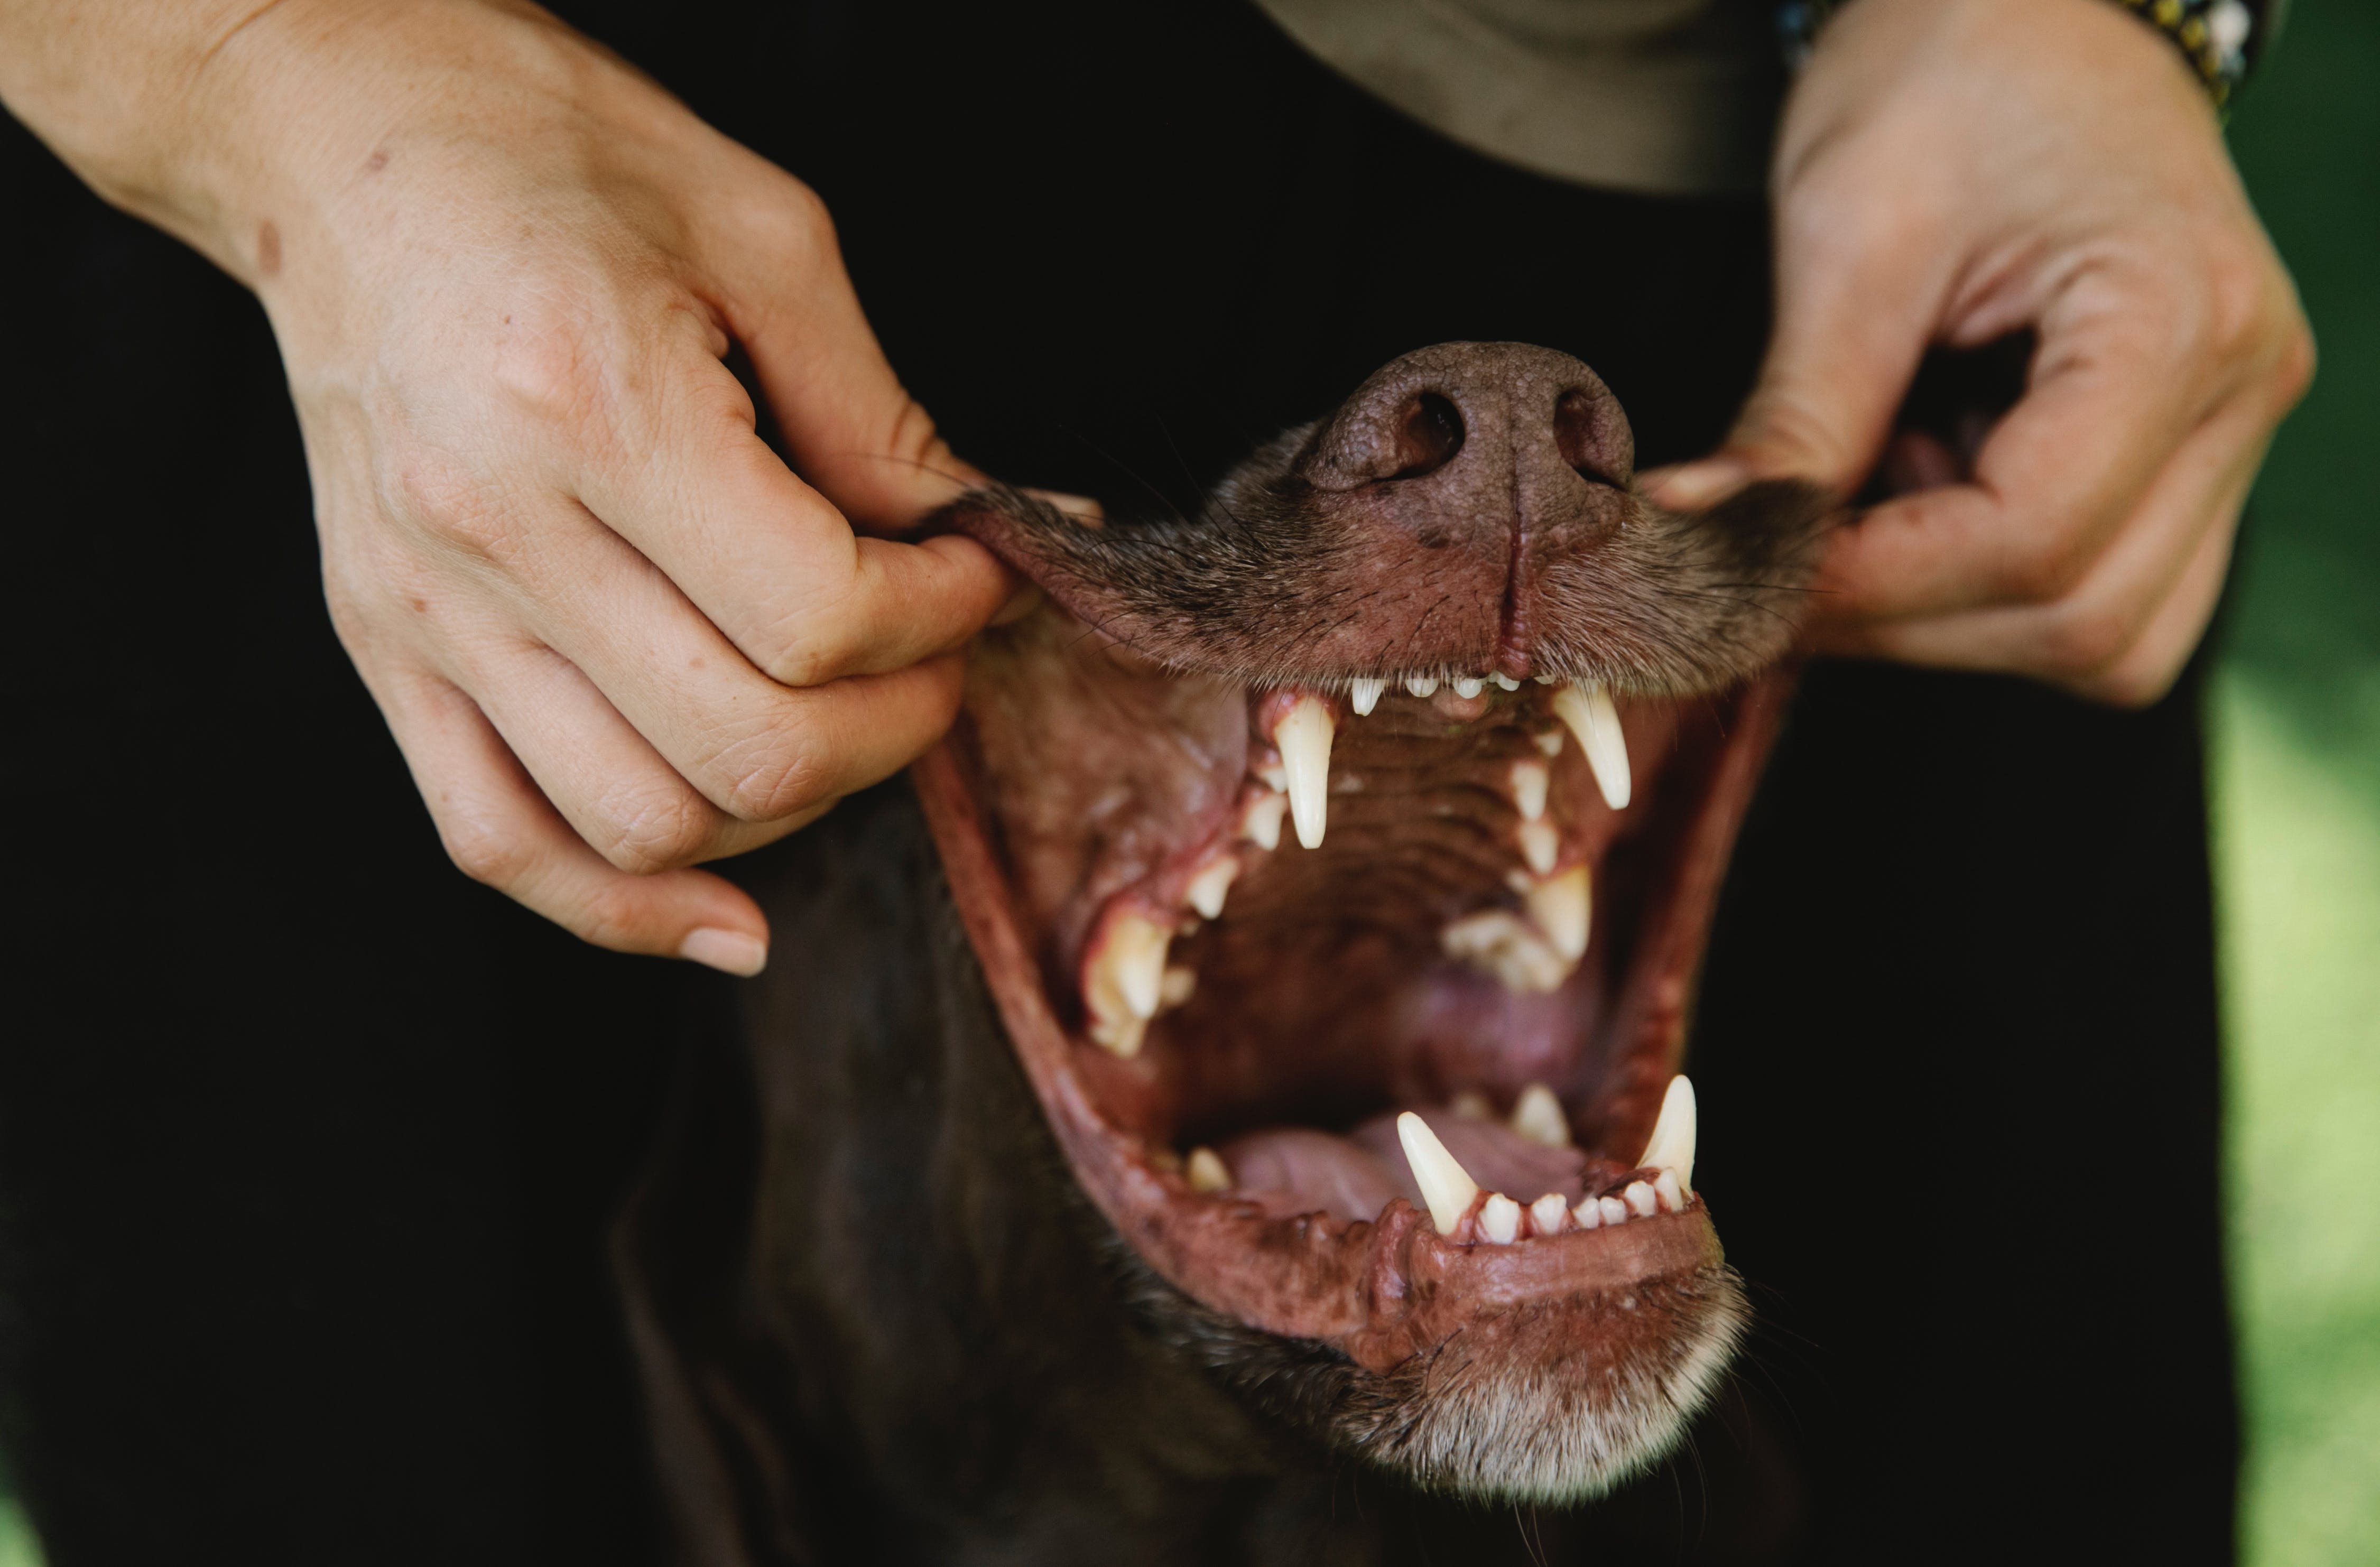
[1346,1269,1751,1503]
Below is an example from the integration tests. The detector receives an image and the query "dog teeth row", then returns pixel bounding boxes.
[1399,1074,1699,1241]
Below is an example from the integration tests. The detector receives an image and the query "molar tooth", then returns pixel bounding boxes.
[1184,856,1239,919]
[1396,1112,1482,1236]
[1509,1083,1572,1149]
[1509,759,1550,822]
[1404,674,1440,698]
[1533,728,1566,758]
[1489,673,1520,691]
[1478,1193,1522,1244]
[1553,681,1632,811]
[1597,1194,1629,1226]
[1623,1180,1659,1218]
[1186,1147,1233,1193]
[1524,865,1591,962]
[1572,1197,1603,1230]
[1159,966,1197,1008]
[1654,1169,1687,1213]
[1239,791,1288,851]
[1534,673,1557,685]
[1452,675,1485,699]
[1530,1193,1572,1235]
[1349,677,1385,716]
[1517,819,1560,875]
[1255,759,1288,793]
[1441,910,1569,993]
[1448,1089,1493,1121]
[1638,1073,1698,1195]
[1273,696,1336,851]
[1084,908,1172,1056]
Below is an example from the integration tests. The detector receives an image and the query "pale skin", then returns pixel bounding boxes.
[0,0,2311,970]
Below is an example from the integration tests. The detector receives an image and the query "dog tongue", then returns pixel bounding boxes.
[1220,1107,1590,1225]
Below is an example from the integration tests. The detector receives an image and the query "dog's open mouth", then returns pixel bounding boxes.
[911,344,1828,1499]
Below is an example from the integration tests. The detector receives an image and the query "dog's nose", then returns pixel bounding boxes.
[1298,342,1634,503]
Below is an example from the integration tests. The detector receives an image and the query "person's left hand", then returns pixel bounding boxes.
[1650,0,2313,706]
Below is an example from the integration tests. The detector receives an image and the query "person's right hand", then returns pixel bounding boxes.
[23,1,1020,973]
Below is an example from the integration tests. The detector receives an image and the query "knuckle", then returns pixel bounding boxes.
[2034,600,2135,680]
[712,726,834,823]
[442,812,536,891]
[385,441,515,559]
[569,879,654,953]
[1996,531,2099,606]
[590,783,716,875]
[489,298,615,431]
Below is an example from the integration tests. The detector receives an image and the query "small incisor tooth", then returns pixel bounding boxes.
[1597,1194,1629,1226]
[1524,865,1591,962]
[1654,1169,1687,1212]
[1452,675,1485,699]
[1638,1073,1698,1195]
[1530,1193,1571,1235]
[1396,1111,1481,1236]
[1517,819,1559,875]
[1489,672,1520,691]
[1623,1180,1659,1218]
[1534,727,1566,758]
[1186,1147,1232,1193]
[1184,855,1239,919]
[1239,791,1288,851]
[1509,759,1550,822]
[1405,674,1440,698]
[1478,1193,1522,1244]
[1509,1083,1572,1148]
[1349,677,1385,716]
[1084,909,1171,1056]
[1552,680,1632,811]
[1274,696,1335,851]
[1572,1196,1603,1230]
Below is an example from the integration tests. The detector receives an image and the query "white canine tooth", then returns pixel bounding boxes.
[1397,1112,1482,1236]
[1572,1197,1603,1230]
[1159,965,1197,1008]
[1452,675,1485,699]
[1524,865,1591,962]
[1273,696,1336,851]
[1478,1193,1522,1244]
[1553,680,1632,811]
[1598,1194,1629,1226]
[1624,1180,1659,1218]
[1517,819,1559,875]
[1184,856,1239,919]
[1239,791,1288,851]
[1654,1169,1686,1213]
[1509,1082,1572,1149]
[1638,1073,1698,1195]
[1404,674,1440,698]
[1441,910,1568,993]
[1530,1193,1571,1235]
[1533,728,1565,758]
[1489,672,1520,691]
[1186,1147,1233,1193]
[1085,908,1172,1056]
[1349,677,1385,716]
[1509,759,1550,822]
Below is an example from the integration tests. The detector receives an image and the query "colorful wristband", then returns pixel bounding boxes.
[1778,0,2271,108]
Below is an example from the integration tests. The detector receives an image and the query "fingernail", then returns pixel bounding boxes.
[680,927,767,977]
[1023,487,1106,528]
[1646,459,1752,512]
[992,583,1044,626]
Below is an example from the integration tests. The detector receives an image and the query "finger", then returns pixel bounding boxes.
[374,662,773,972]
[2080,485,2238,706]
[1647,173,1955,509]
[1807,286,2217,627]
[571,339,1016,688]
[1817,398,2265,699]
[468,496,970,823]
[450,632,810,873]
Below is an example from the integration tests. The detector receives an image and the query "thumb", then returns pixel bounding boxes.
[1647,203,1948,512]
[716,199,986,533]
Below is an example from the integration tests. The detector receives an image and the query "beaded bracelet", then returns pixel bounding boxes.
[1777,0,2270,108]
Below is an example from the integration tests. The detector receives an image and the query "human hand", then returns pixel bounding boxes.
[1649,0,2312,706]
[26,1,1018,971]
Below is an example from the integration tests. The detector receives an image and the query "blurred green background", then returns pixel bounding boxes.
[2,1,2374,1560]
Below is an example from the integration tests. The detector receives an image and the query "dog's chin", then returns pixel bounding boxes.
[911,592,1791,1503]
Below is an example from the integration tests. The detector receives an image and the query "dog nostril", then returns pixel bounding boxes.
[1554,388,1623,485]
[1390,393,1466,480]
